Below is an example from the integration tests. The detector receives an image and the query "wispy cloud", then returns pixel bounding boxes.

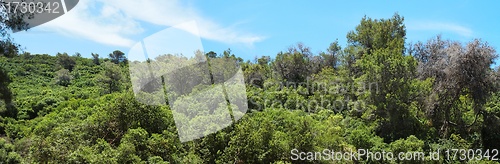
[38,0,264,47]
[407,21,474,38]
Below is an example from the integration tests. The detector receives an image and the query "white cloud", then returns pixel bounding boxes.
[37,0,264,47]
[39,0,141,47]
[407,21,474,38]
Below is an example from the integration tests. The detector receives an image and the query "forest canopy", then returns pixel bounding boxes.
[0,13,499,163]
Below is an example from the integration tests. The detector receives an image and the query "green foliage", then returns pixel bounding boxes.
[92,53,100,65]
[272,45,311,83]
[55,69,72,86]
[0,137,22,163]
[0,13,497,163]
[223,109,317,163]
[345,13,426,142]
[109,50,127,64]
[57,52,76,71]
[0,64,12,105]
[346,13,405,53]
[413,36,498,139]
[0,4,31,58]
[0,40,19,58]
[96,62,124,94]
[324,39,342,69]
[243,56,272,88]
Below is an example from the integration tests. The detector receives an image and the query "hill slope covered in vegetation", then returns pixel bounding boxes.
[0,14,500,163]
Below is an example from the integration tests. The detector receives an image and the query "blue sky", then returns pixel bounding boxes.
[10,0,500,65]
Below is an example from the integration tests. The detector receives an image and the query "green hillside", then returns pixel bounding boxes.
[0,14,499,163]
